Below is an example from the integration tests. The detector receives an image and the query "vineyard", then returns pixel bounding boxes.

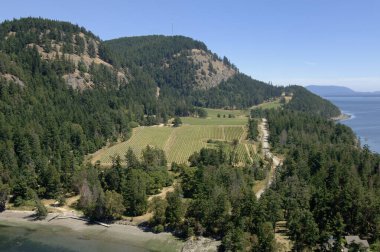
[92,125,256,166]
[91,108,258,166]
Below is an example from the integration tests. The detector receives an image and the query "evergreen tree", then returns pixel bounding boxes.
[122,170,148,216]
[165,188,185,228]
[125,148,140,169]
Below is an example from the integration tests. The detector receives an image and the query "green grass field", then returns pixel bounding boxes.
[204,108,249,118]
[251,99,282,110]
[181,108,249,126]
[91,108,257,166]
[250,96,293,111]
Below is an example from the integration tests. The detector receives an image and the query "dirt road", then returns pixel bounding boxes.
[255,118,282,199]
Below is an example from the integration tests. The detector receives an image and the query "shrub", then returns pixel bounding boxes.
[129,121,139,128]
[13,196,24,207]
[173,117,182,127]
[57,195,66,206]
[153,224,164,233]
[35,199,48,220]
[104,190,125,220]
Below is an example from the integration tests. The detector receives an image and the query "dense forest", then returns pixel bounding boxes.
[152,146,277,251]
[192,74,282,109]
[0,17,360,250]
[257,109,380,250]
[0,18,163,211]
[284,86,340,118]
[77,146,172,220]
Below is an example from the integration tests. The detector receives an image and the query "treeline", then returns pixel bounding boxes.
[259,109,380,250]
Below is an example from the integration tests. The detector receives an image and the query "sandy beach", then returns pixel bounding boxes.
[0,210,184,251]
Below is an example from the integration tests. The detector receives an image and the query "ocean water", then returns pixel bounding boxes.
[327,96,380,154]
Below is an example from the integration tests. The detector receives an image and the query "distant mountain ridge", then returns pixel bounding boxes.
[307,85,380,97]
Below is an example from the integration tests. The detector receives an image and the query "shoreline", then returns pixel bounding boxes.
[331,113,352,121]
[0,210,184,251]
[0,210,220,251]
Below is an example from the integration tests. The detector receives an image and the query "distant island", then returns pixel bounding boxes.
[307,85,380,97]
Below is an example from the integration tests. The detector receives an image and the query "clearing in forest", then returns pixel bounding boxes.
[250,95,293,111]
[91,108,258,166]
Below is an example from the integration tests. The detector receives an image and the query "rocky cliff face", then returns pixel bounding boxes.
[189,49,236,89]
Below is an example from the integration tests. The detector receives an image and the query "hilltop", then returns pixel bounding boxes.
[105,35,237,90]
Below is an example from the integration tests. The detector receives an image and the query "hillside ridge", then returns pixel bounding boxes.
[307,85,380,97]
[0,17,339,116]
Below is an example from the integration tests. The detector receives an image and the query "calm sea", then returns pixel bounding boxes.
[326,96,380,154]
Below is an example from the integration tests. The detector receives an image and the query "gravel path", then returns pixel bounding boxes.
[256,118,283,199]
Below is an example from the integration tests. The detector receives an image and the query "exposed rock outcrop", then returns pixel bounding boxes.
[1,73,25,87]
[189,49,236,89]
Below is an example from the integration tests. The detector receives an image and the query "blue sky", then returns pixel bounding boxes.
[1,0,379,91]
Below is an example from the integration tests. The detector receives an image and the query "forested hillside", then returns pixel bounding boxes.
[0,18,138,205]
[0,18,349,250]
[105,36,284,110]
[285,86,340,118]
